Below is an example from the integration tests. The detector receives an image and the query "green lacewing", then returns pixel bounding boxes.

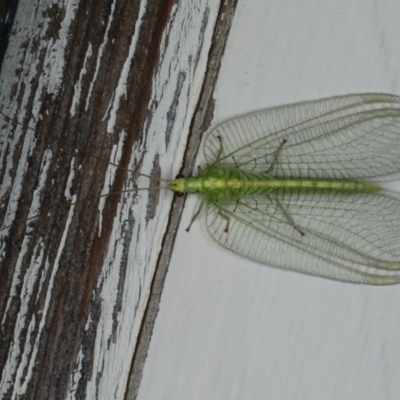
[167,93,400,285]
[2,93,400,285]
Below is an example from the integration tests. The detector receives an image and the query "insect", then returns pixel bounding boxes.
[166,93,400,285]
[2,93,400,285]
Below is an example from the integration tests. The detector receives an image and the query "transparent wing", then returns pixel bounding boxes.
[206,190,400,285]
[204,93,400,181]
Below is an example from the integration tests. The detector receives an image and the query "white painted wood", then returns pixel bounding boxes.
[138,1,400,399]
[85,3,222,399]
[0,1,223,398]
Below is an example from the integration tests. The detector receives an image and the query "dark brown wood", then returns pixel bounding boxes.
[0,0,239,398]
[0,1,178,398]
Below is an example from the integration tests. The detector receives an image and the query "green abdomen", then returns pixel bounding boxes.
[187,168,382,200]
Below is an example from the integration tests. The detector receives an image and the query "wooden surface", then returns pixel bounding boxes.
[0,0,237,398]
[2,1,400,400]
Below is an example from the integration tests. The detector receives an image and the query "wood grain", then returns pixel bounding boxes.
[0,1,238,398]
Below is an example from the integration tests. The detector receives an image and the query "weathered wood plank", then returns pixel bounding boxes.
[0,0,235,398]
[125,1,239,397]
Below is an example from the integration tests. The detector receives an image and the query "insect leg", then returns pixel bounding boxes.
[216,209,230,233]
[267,139,287,174]
[185,197,206,232]
[220,198,242,232]
[275,198,305,236]
[216,135,224,159]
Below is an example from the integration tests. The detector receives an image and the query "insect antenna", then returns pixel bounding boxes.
[0,177,168,233]
[105,160,172,183]
[0,108,174,234]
